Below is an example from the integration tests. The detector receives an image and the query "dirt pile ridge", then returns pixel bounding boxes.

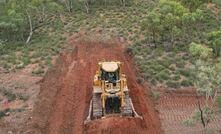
[26,39,162,134]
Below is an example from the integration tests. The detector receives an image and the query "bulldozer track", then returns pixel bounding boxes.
[122,92,133,116]
[92,93,103,119]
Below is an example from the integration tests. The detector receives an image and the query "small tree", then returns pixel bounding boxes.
[142,11,162,48]
[189,42,221,127]
[190,42,221,104]
[159,0,188,48]
[194,60,221,105]
[142,0,196,50]
[181,9,204,42]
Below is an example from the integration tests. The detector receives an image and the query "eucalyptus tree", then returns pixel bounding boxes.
[142,11,161,48]
[142,0,189,49]
[0,0,62,43]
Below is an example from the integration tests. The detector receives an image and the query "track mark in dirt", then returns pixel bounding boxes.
[156,93,221,134]
[28,40,162,134]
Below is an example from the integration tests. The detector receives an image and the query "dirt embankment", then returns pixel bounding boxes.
[25,39,162,134]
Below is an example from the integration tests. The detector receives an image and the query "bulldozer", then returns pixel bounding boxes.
[86,61,140,121]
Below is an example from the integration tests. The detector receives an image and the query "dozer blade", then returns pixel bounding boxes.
[85,92,142,123]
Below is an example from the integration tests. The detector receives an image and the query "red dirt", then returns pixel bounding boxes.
[26,40,162,134]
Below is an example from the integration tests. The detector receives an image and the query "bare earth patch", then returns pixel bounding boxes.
[0,68,42,134]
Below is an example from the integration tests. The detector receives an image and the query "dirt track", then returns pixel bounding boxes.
[27,40,162,134]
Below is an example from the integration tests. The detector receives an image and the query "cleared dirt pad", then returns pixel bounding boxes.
[27,40,162,134]
[156,93,221,134]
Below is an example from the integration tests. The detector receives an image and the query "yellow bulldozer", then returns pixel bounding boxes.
[86,61,140,121]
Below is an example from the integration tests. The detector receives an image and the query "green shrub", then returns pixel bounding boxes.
[3,62,11,69]
[181,79,193,87]
[0,109,10,119]
[156,70,170,81]
[0,111,6,119]
[126,46,133,54]
[216,95,221,108]
[18,94,29,101]
[192,106,212,123]
[151,64,165,72]
[183,54,190,60]
[0,89,16,102]
[171,74,180,81]
[32,68,45,75]
[146,68,157,76]
[7,53,17,64]
[176,60,185,68]
[22,56,31,66]
[131,47,140,55]
[154,48,164,56]
[158,59,171,68]
[169,65,176,71]
[189,42,213,59]
[166,80,180,88]
[177,68,191,77]
[45,56,52,67]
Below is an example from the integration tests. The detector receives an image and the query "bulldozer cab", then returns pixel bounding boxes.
[101,69,119,83]
[100,62,120,83]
